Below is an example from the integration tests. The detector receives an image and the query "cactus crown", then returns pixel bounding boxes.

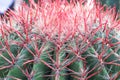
[0,0,120,80]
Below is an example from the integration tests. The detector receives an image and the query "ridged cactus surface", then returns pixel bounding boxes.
[0,0,120,80]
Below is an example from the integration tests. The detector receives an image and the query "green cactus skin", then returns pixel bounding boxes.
[7,66,27,80]
[32,52,51,80]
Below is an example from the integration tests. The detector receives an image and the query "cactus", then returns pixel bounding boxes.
[0,0,120,80]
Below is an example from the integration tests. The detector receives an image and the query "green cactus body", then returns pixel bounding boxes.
[68,59,84,80]
[32,63,50,80]
[7,66,27,80]
[32,52,51,80]
[6,44,34,79]
[50,49,68,80]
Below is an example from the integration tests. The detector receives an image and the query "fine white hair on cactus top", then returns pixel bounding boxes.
[86,0,94,10]
[14,0,23,11]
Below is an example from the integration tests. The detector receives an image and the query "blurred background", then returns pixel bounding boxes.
[100,0,120,13]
